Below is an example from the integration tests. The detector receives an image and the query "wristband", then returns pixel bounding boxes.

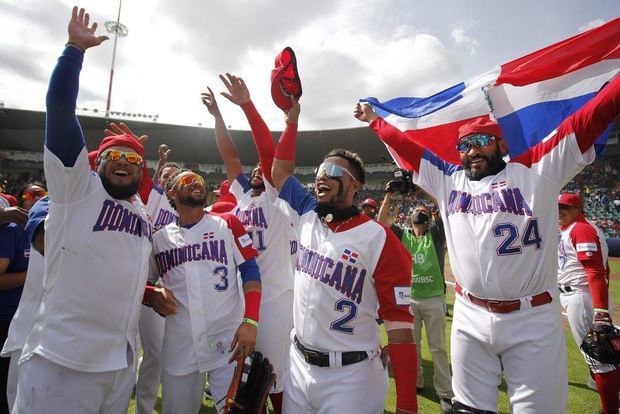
[243,317,259,329]
[142,284,157,307]
[65,42,85,53]
[274,122,297,161]
[388,343,418,413]
[243,290,261,322]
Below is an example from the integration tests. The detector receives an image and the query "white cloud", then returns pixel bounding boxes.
[451,23,480,56]
[579,18,606,32]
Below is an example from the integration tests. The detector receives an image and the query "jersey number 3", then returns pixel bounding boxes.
[493,218,542,256]
[330,299,357,334]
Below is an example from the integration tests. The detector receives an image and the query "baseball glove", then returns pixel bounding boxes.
[223,351,276,414]
[580,325,620,365]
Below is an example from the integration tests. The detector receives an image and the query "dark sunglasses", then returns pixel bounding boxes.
[456,134,496,153]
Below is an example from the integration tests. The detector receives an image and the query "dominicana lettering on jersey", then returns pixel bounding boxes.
[92,199,153,241]
[446,187,533,216]
[296,244,366,304]
[154,240,229,275]
[234,206,269,229]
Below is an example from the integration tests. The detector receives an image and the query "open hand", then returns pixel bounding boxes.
[354,102,378,124]
[67,6,109,51]
[219,73,251,106]
[104,122,148,144]
[200,87,221,116]
[228,321,257,363]
[158,144,171,163]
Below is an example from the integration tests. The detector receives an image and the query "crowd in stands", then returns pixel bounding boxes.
[1,158,619,236]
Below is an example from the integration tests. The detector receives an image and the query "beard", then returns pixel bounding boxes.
[463,147,506,181]
[250,181,265,191]
[100,172,141,200]
[178,192,206,208]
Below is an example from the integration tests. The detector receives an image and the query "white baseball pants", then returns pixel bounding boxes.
[451,294,567,413]
[161,362,235,414]
[136,305,165,414]
[12,353,135,414]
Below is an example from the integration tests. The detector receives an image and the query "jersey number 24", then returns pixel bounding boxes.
[493,218,542,256]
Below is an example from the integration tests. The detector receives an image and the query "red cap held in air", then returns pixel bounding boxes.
[271,47,302,111]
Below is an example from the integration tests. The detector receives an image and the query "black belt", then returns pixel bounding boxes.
[558,285,573,293]
[294,336,368,367]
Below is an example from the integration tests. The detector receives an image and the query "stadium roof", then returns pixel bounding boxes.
[0,108,393,167]
[1,107,618,166]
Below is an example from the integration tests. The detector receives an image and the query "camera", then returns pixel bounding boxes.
[386,168,417,194]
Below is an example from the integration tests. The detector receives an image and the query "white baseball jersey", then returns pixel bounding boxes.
[276,176,413,352]
[151,212,257,375]
[372,123,597,300]
[230,174,294,303]
[1,248,44,356]
[558,217,609,287]
[21,147,153,372]
[146,183,177,230]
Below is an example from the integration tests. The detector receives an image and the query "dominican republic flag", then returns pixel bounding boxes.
[203,232,215,240]
[341,249,360,264]
[361,18,620,167]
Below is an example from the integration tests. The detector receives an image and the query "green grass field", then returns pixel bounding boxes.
[128,273,620,413]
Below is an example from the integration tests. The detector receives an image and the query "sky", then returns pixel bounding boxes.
[0,0,617,132]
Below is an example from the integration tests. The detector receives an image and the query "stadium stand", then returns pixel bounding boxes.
[1,107,619,236]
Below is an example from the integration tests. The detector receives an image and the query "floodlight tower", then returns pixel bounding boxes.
[104,0,128,119]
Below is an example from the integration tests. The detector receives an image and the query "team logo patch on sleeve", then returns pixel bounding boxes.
[576,242,598,252]
[341,248,359,264]
[237,234,253,248]
[394,286,411,305]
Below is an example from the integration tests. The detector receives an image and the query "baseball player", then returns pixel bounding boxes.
[1,197,48,410]
[136,158,179,414]
[151,169,261,413]
[14,8,175,413]
[102,122,180,414]
[272,99,418,414]
[557,192,619,414]
[0,205,31,414]
[201,75,296,413]
[356,72,620,413]
[361,198,379,219]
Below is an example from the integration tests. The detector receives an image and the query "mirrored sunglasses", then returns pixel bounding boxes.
[174,173,205,189]
[21,189,47,201]
[315,162,357,181]
[456,134,496,153]
[100,149,144,165]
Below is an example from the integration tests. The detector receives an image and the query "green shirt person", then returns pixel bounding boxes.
[378,192,454,413]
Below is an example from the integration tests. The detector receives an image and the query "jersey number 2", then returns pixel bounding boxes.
[330,299,357,334]
[493,218,542,256]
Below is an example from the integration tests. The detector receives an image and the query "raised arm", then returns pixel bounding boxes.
[219,73,277,184]
[562,74,620,155]
[377,188,394,226]
[354,103,425,173]
[201,86,243,182]
[45,6,108,167]
[272,98,300,191]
